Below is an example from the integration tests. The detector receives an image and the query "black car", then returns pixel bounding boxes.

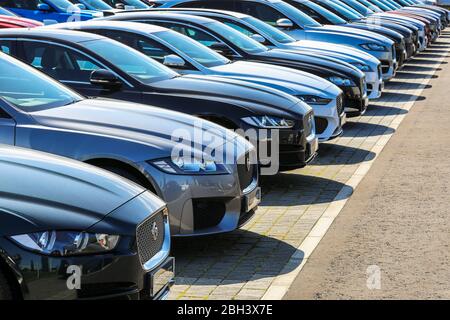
[101,11,369,117]
[0,145,173,300]
[0,28,316,170]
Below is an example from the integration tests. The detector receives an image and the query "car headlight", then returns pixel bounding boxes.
[10,231,120,256]
[360,43,387,51]
[297,95,332,105]
[352,63,371,72]
[150,157,230,175]
[241,116,295,128]
[328,76,355,87]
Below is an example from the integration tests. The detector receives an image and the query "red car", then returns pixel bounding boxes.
[0,7,42,28]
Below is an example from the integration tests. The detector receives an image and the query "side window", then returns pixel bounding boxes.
[0,0,39,9]
[287,2,327,24]
[21,41,103,83]
[236,2,289,27]
[0,40,12,54]
[94,29,172,63]
[175,0,236,10]
[157,23,220,47]
[221,21,256,37]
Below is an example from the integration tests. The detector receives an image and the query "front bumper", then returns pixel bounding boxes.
[365,68,384,100]
[0,241,174,300]
[342,83,369,117]
[140,156,259,236]
[311,95,344,142]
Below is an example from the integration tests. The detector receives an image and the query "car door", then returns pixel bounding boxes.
[92,29,200,75]
[16,39,141,103]
[234,0,307,39]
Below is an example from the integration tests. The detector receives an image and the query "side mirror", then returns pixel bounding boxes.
[115,3,126,9]
[209,42,234,57]
[37,3,51,12]
[276,18,294,29]
[163,54,186,68]
[90,69,122,89]
[250,34,266,43]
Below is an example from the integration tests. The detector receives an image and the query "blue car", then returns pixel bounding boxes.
[2,0,103,23]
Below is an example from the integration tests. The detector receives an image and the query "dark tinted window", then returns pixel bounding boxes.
[0,0,40,9]
[174,0,236,10]
[21,41,102,83]
[96,29,172,64]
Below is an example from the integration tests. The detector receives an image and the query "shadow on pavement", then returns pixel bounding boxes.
[341,122,395,137]
[385,81,432,90]
[394,71,439,80]
[365,105,409,116]
[313,143,376,165]
[397,65,441,72]
[172,231,305,284]
[407,59,448,65]
[377,91,426,102]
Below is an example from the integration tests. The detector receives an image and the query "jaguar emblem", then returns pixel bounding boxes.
[151,221,159,241]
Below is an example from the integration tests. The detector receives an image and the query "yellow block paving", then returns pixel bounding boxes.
[168,37,450,300]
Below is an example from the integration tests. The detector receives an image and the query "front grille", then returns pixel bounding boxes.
[381,60,390,75]
[304,112,314,137]
[237,156,256,191]
[378,64,382,78]
[136,211,165,265]
[336,94,344,116]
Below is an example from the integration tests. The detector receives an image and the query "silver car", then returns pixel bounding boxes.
[0,52,260,237]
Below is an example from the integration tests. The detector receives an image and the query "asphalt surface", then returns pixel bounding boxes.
[285,38,450,300]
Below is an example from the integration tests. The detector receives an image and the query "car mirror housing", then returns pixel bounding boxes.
[37,3,51,12]
[90,69,122,89]
[115,3,126,9]
[74,3,86,10]
[250,34,266,43]
[163,54,186,68]
[276,18,294,29]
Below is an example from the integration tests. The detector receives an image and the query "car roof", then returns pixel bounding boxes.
[0,27,104,43]
[103,11,218,25]
[51,20,169,35]
[147,8,250,19]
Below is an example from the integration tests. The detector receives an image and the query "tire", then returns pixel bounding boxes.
[0,270,13,300]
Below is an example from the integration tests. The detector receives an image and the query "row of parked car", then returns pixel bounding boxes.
[0,0,447,300]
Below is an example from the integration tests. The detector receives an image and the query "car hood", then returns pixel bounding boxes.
[309,25,394,45]
[0,145,145,236]
[284,40,380,67]
[254,48,364,80]
[209,61,339,97]
[30,98,242,161]
[151,74,306,114]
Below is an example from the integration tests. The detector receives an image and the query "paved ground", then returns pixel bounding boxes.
[168,33,450,300]
[285,37,450,300]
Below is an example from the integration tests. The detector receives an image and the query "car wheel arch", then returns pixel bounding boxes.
[0,253,23,300]
[84,158,159,196]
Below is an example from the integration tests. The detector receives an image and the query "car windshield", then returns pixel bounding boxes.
[366,0,390,11]
[206,21,268,54]
[0,7,16,16]
[342,0,375,15]
[82,39,178,84]
[243,16,296,44]
[357,0,383,12]
[73,0,112,10]
[322,0,365,20]
[291,1,347,24]
[0,55,83,112]
[121,0,150,9]
[274,1,322,27]
[45,0,77,11]
[156,30,229,68]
